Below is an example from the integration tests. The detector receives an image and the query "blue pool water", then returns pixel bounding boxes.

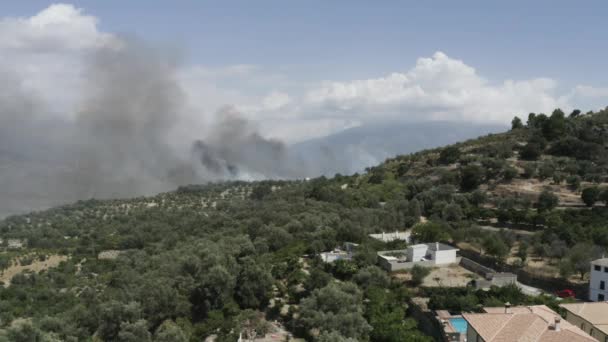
[449,317,468,334]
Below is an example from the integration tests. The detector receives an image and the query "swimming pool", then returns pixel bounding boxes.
[449,317,468,334]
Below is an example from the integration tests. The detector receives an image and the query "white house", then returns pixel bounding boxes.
[590,258,608,302]
[319,242,358,263]
[377,242,459,272]
[428,242,459,265]
[406,244,428,262]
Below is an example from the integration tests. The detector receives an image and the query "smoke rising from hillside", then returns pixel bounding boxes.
[0,38,305,217]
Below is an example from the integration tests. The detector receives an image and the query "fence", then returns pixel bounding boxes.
[458,249,588,299]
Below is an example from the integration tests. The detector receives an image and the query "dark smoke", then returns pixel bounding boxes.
[0,38,307,218]
[191,106,306,180]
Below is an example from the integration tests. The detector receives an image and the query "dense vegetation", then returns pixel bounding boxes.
[1,107,608,341]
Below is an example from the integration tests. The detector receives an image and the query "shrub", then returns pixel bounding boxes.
[581,187,600,207]
[410,265,431,286]
[439,146,461,165]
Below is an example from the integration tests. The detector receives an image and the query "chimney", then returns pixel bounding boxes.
[504,302,511,313]
[554,317,561,331]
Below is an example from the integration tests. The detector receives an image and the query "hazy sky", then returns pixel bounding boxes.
[1,1,607,142]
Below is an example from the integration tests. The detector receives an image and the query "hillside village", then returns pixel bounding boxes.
[1,108,608,341]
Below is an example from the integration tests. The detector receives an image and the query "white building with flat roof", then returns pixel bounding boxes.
[590,258,608,302]
[377,242,459,272]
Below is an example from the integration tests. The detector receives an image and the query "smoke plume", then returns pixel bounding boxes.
[0,38,305,217]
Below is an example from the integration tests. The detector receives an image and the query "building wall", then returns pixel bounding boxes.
[564,311,608,341]
[407,245,428,262]
[589,263,608,301]
[491,273,518,287]
[433,249,457,265]
[385,259,435,272]
[467,327,483,342]
[460,257,495,277]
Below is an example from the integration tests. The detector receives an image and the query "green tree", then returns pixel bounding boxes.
[118,320,152,342]
[410,265,431,286]
[251,183,272,200]
[236,258,273,309]
[97,301,142,341]
[522,163,537,178]
[520,143,542,160]
[502,166,518,182]
[353,266,390,289]
[305,268,333,291]
[542,109,567,140]
[566,243,603,279]
[538,163,555,181]
[365,287,432,342]
[567,175,581,191]
[460,165,485,191]
[439,146,461,165]
[511,116,524,130]
[569,109,581,118]
[298,282,372,340]
[139,279,186,328]
[154,321,188,342]
[317,331,358,342]
[411,222,450,243]
[517,241,529,264]
[191,265,237,319]
[537,190,558,212]
[581,187,600,207]
[441,203,463,222]
[469,190,487,207]
[5,320,45,342]
[482,235,509,261]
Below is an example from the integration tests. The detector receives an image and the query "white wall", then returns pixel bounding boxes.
[589,263,608,301]
[433,249,457,265]
[407,245,428,262]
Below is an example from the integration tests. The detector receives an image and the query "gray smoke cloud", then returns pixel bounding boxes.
[191,106,306,180]
[0,38,307,218]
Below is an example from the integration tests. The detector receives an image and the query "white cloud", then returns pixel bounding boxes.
[1,4,607,145]
[0,3,114,52]
[0,4,119,118]
[177,51,608,142]
[302,52,565,123]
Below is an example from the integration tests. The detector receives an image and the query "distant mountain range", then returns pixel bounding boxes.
[291,121,507,176]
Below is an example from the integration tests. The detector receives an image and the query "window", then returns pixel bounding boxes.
[595,265,601,271]
[601,281,606,290]
[599,293,605,301]
[604,267,608,273]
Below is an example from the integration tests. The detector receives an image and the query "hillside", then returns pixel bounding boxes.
[0,107,608,341]
[291,120,506,176]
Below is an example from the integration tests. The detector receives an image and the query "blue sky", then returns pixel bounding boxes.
[0,1,607,143]
[2,1,606,86]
